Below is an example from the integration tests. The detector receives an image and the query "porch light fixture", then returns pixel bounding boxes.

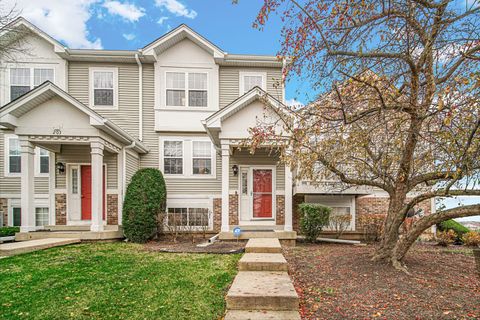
[56,162,65,174]
[232,165,239,176]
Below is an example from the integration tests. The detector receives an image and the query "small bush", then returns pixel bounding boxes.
[462,231,480,247]
[436,229,456,246]
[358,214,385,242]
[0,226,19,237]
[299,203,331,242]
[329,214,351,239]
[438,219,470,240]
[123,168,166,243]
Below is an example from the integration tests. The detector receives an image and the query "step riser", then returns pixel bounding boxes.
[238,261,287,271]
[245,247,282,254]
[226,296,299,311]
[225,310,301,320]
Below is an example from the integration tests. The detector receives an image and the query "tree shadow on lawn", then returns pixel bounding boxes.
[284,243,479,320]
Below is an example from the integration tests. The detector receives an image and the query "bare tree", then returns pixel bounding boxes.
[0,4,32,61]
[248,0,480,271]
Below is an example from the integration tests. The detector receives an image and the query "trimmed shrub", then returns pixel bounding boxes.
[462,231,480,247]
[123,168,166,243]
[436,229,456,246]
[438,219,470,243]
[0,226,20,237]
[299,203,331,242]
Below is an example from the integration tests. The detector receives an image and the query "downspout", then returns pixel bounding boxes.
[135,53,143,141]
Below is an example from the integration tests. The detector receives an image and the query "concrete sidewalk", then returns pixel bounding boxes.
[0,238,80,257]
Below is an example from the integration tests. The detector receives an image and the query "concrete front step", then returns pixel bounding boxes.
[226,271,299,311]
[239,253,287,271]
[0,238,81,256]
[245,238,282,254]
[15,230,123,241]
[225,310,301,320]
[219,230,296,241]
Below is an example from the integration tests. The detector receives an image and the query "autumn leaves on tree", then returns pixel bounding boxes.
[250,0,480,269]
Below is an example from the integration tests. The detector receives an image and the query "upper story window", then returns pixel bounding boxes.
[10,67,54,101]
[89,67,118,109]
[239,72,266,95]
[166,72,208,107]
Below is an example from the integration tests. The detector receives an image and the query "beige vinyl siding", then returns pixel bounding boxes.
[68,62,140,138]
[219,67,283,108]
[0,130,49,195]
[55,145,117,189]
[125,151,139,186]
[229,149,285,191]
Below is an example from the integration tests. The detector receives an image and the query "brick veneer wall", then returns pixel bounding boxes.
[213,198,221,232]
[292,194,305,232]
[229,194,239,226]
[107,194,118,225]
[55,193,67,225]
[276,195,285,226]
[0,198,8,227]
[355,196,432,231]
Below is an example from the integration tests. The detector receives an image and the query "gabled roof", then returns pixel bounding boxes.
[0,81,147,153]
[141,24,225,58]
[0,17,66,53]
[204,86,286,129]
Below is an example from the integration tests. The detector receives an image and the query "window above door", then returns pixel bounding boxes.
[239,71,266,95]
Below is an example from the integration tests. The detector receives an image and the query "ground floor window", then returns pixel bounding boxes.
[166,207,210,227]
[35,207,49,226]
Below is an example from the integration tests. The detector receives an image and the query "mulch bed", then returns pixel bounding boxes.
[144,237,245,254]
[284,242,480,320]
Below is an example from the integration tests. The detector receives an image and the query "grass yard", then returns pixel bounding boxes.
[285,243,480,319]
[0,242,240,320]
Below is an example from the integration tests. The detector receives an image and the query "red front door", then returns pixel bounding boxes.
[252,169,273,218]
[81,165,105,220]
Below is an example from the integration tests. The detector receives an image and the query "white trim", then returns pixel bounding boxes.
[89,67,119,110]
[7,197,49,228]
[34,147,50,177]
[162,69,211,109]
[239,71,266,95]
[159,136,216,179]
[166,196,214,230]
[7,65,56,102]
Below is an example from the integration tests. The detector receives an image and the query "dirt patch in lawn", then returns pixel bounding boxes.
[145,237,245,254]
[285,242,479,320]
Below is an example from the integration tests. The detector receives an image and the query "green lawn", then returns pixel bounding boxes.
[0,242,240,320]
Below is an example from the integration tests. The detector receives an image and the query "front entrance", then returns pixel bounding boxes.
[239,166,275,222]
[80,165,106,220]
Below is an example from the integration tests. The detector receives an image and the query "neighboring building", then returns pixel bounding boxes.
[0,18,433,239]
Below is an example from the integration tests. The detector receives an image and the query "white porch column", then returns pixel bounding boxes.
[221,141,230,232]
[90,139,104,232]
[20,137,36,232]
[284,164,293,231]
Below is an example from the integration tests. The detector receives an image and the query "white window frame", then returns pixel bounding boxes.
[164,71,209,108]
[239,71,267,95]
[192,141,214,176]
[35,207,49,227]
[8,66,55,102]
[34,147,50,177]
[4,134,21,177]
[162,139,185,176]
[89,67,118,109]
[159,137,216,179]
[165,197,213,230]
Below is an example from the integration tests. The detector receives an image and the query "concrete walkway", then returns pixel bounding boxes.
[225,238,300,320]
[0,238,80,257]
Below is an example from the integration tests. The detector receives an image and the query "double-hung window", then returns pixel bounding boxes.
[38,148,49,175]
[90,68,117,108]
[10,67,54,101]
[163,141,183,175]
[192,141,212,175]
[166,72,207,107]
[240,72,266,94]
[35,207,49,226]
[7,136,21,174]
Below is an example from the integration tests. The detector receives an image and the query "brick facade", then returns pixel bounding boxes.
[276,195,285,225]
[213,198,221,232]
[229,194,239,226]
[55,193,67,225]
[292,194,305,232]
[0,198,8,227]
[106,194,118,225]
[355,195,432,231]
